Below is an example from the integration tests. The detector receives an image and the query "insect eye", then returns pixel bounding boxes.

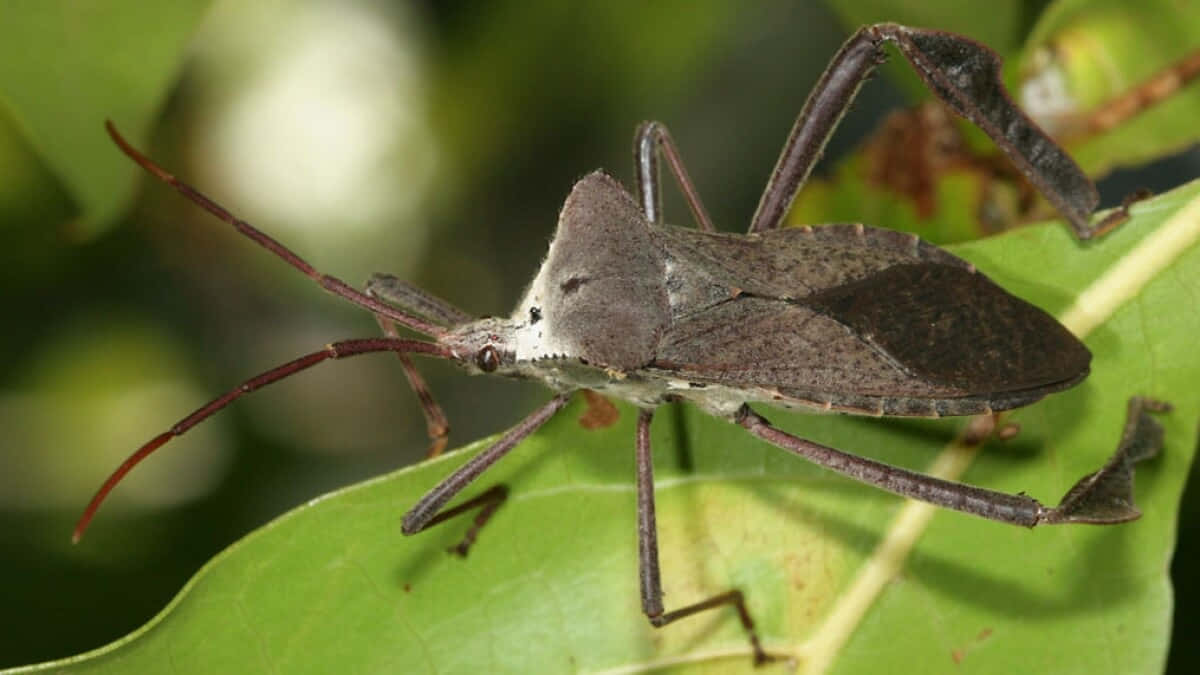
[475,345,500,373]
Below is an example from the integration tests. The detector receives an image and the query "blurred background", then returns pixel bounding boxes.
[1,0,1198,670]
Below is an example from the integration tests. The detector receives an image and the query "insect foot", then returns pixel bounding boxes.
[1036,397,1171,525]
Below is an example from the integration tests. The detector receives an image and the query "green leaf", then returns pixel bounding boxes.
[14,180,1199,673]
[0,0,211,234]
[1016,0,1200,176]
[1012,0,1200,176]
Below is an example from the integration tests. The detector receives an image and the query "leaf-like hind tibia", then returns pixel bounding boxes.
[1042,397,1171,524]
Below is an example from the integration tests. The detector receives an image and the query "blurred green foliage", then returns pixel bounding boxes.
[0,0,211,234]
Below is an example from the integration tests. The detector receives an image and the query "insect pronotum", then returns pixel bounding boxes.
[78,23,1169,665]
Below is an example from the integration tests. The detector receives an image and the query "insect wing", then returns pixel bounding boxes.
[651,224,1090,414]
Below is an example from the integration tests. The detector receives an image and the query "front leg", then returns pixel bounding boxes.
[402,393,571,555]
[634,409,773,665]
[372,312,451,457]
[367,275,462,457]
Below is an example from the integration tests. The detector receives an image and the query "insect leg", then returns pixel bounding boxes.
[749,24,1114,239]
[747,25,884,234]
[365,276,466,457]
[736,399,1168,526]
[633,121,715,231]
[1039,396,1171,524]
[366,273,474,328]
[401,393,571,556]
[635,409,773,664]
[373,314,451,458]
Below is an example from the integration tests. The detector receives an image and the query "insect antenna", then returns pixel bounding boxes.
[105,121,446,337]
[73,337,453,543]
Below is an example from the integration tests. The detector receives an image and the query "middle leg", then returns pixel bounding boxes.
[633,121,716,231]
[635,408,772,664]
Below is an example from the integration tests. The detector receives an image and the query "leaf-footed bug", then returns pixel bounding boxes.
[77,23,1170,666]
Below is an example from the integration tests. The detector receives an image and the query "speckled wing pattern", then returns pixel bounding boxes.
[649,224,1090,415]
